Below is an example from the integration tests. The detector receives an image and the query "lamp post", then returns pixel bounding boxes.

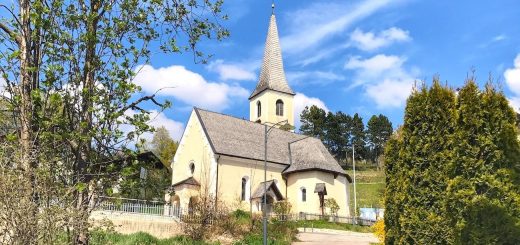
[263,119,288,245]
[352,145,357,224]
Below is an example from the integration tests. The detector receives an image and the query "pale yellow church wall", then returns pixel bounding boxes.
[216,156,287,212]
[286,171,350,217]
[171,111,217,207]
[249,90,294,128]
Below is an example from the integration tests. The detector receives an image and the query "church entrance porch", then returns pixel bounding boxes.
[251,180,284,214]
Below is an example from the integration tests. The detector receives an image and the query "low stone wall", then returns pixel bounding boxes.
[90,211,182,239]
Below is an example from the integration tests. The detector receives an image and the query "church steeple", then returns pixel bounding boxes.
[249,10,295,128]
[249,12,294,100]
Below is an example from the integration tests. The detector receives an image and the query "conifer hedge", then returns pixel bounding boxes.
[384,78,520,244]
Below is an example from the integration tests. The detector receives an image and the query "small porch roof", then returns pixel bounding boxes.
[314,183,327,195]
[171,176,200,188]
[251,180,284,201]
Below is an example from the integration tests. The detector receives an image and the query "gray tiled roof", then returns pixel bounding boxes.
[251,180,284,200]
[284,137,347,177]
[194,108,347,178]
[249,14,295,99]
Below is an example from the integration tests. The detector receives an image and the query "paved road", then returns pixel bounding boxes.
[293,228,379,245]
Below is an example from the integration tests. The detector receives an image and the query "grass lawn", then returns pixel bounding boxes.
[90,231,217,245]
[346,169,385,209]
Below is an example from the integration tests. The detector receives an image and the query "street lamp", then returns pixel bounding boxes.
[263,119,288,245]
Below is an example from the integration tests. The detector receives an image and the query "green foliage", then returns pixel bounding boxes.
[325,198,340,215]
[366,114,393,166]
[0,0,229,242]
[90,231,217,245]
[384,78,520,244]
[299,105,327,140]
[273,200,292,217]
[299,106,391,165]
[149,126,179,170]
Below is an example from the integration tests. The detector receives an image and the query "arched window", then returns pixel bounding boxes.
[241,176,250,201]
[276,99,284,116]
[257,101,262,117]
[301,188,307,202]
[189,162,195,175]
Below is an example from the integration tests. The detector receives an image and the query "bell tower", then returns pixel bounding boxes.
[249,8,295,128]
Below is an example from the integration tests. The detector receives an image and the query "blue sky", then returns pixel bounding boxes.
[132,0,520,141]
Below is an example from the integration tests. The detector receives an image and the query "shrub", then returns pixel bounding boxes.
[372,219,385,243]
[272,200,292,221]
[325,198,340,216]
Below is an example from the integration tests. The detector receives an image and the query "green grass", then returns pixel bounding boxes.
[90,231,218,245]
[296,220,373,233]
[346,169,385,209]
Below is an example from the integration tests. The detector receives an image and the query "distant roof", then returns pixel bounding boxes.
[194,108,348,179]
[172,177,200,188]
[249,14,294,99]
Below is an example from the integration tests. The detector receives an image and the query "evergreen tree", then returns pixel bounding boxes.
[366,114,393,167]
[385,79,456,243]
[445,80,520,244]
[299,105,327,140]
[350,113,367,160]
[385,78,520,243]
[324,111,351,163]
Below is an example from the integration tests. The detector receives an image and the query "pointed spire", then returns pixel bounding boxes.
[249,12,294,99]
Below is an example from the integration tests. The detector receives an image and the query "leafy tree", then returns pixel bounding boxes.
[299,105,327,140]
[150,126,178,170]
[0,0,228,243]
[366,114,393,168]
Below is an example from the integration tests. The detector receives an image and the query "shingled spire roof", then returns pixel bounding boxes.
[249,14,295,99]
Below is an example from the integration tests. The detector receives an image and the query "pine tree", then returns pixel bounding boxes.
[366,114,393,167]
[299,105,327,140]
[351,113,367,160]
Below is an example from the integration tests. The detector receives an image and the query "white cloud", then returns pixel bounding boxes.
[207,59,256,81]
[504,54,520,112]
[350,27,410,51]
[281,0,393,55]
[505,54,520,95]
[293,93,329,129]
[345,54,405,78]
[345,54,417,108]
[133,65,248,111]
[365,79,414,108]
[286,71,345,86]
[493,34,506,42]
[122,109,184,142]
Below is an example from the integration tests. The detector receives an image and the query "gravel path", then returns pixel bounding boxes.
[293,228,379,245]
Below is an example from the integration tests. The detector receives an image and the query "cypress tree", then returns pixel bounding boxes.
[387,79,456,244]
[446,80,520,244]
[385,77,520,244]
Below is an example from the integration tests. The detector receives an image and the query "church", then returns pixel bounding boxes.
[168,11,352,217]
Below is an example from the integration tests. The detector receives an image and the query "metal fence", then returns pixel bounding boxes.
[268,213,376,226]
[95,197,377,226]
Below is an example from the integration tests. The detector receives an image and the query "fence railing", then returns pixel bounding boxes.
[95,197,377,226]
